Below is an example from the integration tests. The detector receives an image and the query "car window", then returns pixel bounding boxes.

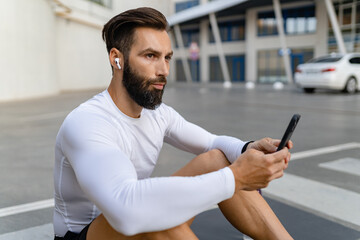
[349,57,360,64]
[307,56,343,63]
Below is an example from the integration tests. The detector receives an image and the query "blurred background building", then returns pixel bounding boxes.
[0,0,359,101]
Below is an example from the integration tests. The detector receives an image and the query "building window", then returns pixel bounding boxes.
[182,28,200,47]
[175,0,199,13]
[209,55,245,82]
[291,49,314,72]
[209,57,223,82]
[209,19,245,42]
[173,26,200,48]
[329,1,360,52]
[258,50,285,83]
[175,60,200,82]
[257,5,316,36]
[258,12,278,36]
[175,60,186,82]
[257,48,313,83]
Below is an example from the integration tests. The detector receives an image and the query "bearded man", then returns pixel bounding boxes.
[53,7,293,240]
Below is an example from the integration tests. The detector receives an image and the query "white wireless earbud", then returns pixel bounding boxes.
[115,58,121,70]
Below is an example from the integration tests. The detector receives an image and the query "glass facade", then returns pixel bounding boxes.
[175,60,186,82]
[209,55,245,82]
[181,27,200,47]
[171,1,320,84]
[329,0,360,53]
[173,25,200,48]
[257,49,313,83]
[175,0,199,13]
[257,5,316,36]
[258,50,286,83]
[291,48,314,71]
[209,19,245,42]
[175,59,200,82]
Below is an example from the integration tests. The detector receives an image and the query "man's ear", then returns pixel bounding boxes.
[109,48,124,70]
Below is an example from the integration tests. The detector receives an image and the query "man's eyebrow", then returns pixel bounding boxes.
[138,48,173,57]
[167,51,174,57]
[138,48,160,55]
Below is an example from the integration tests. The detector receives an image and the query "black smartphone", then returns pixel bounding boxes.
[277,114,301,151]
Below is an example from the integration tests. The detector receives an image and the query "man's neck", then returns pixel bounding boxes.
[108,77,143,118]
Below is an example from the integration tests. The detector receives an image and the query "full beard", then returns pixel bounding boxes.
[122,61,166,110]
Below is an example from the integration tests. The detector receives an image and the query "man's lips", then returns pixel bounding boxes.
[152,82,165,90]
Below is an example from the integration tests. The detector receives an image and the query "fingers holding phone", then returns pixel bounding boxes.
[230,148,290,191]
[247,137,277,153]
[247,137,294,154]
[231,114,300,191]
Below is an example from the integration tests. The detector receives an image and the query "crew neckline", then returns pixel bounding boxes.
[104,89,144,121]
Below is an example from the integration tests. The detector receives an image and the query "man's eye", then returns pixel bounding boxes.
[146,54,154,59]
[165,56,172,61]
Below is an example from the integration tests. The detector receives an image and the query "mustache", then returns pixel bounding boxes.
[148,76,167,84]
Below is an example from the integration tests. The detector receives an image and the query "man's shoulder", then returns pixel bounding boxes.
[69,90,111,117]
[78,90,109,112]
[61,91,114,132]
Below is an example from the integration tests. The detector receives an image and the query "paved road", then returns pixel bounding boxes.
[1,83,360,239]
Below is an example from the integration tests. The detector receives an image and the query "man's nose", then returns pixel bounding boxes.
[156,59,169,77]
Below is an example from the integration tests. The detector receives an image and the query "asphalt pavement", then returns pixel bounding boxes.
[1,83,360,239]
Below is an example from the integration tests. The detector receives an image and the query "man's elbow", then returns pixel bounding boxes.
[104,208,149,236]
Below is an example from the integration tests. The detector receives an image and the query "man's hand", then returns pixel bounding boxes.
[247,137,293,154]
[229,148,291,191]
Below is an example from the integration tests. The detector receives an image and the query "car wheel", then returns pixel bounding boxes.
[303,88,315,93]
[344,77,357,94]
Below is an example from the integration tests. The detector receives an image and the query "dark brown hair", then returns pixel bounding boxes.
[102,7,169,58]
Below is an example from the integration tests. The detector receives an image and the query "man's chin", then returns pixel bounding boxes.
[142,101,162,110]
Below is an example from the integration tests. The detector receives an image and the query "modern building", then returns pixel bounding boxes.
[0,0,359,101]
[168,0,360,85]
[0,0,170,101]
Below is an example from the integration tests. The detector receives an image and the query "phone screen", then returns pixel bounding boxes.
[277,114,301,151]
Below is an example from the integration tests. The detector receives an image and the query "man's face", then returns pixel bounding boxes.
[122,27,173,110]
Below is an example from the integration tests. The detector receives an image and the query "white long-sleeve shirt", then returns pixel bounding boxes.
[53,89,246,236]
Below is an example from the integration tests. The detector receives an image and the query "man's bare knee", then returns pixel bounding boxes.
[203,149,230,170]
[207,149,228,161]
[173,149,230,177]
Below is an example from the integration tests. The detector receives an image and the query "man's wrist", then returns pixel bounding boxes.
[241,141,254,153]
[228,165,246,192]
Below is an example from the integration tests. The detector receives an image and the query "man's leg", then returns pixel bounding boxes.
[173,149,293,240]
[86,150,223,240]
[87,149,291,240]
[87,214,197,240]
[85,153,212,240]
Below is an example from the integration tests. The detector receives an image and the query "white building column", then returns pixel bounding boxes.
[209,13,232,88]
[245,9,257,83]
[315,0,328,57]
[324,0,347,54]
[173,24,193,82]
[273,0,293,83]
[200,20,209,83]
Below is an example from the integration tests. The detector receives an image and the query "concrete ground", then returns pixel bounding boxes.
[1,83,360,239]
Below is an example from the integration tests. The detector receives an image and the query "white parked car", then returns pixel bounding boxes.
[294,53,360,94]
